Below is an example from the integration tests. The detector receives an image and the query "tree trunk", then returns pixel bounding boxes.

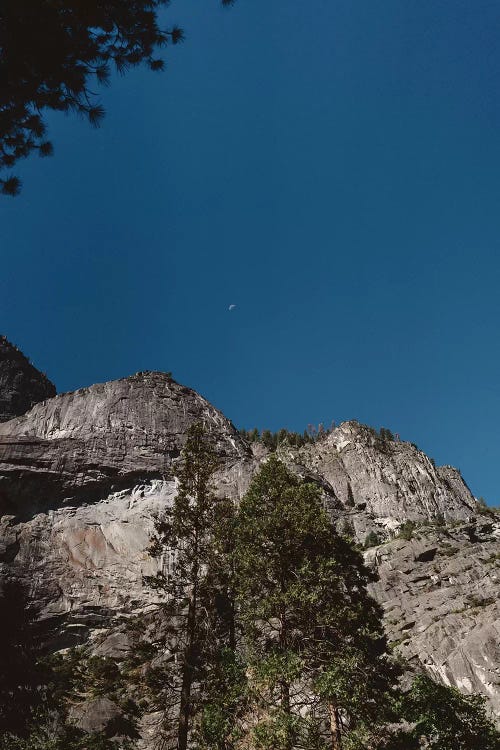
[228,592,236,652]
[177,594,196,750]
[279,600,293,750]
[280,680,293,750]
[281,680,291,715]
[328,700,342,750]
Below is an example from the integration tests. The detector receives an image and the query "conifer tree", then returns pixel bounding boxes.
[0,0,234,195]
[235,455,398,750]
[146,423,239,750]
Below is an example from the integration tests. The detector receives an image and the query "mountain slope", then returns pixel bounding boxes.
[0,370,252,515]
[0,364,497,741]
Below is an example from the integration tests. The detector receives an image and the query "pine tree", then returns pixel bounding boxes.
[260,430,276,451]
[145,423,239,750]
[0,0,234,195]
[235,455,399,750]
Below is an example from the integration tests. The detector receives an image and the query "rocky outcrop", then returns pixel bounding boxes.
[69,696,124,735]
[366,519,500,714]
[286,422,477,538]
[0,336,56,422]
[0,371,253,517]
[0,365,497,737]
[0,371,254,648]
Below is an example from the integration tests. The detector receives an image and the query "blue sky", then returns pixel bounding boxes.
[1,0,500,502]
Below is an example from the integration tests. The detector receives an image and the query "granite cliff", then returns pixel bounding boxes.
[0,342,498,742]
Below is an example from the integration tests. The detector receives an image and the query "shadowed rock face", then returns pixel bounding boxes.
[0,336,56,422]
[0,365,498,737]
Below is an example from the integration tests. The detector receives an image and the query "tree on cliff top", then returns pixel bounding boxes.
[0,0,233,195]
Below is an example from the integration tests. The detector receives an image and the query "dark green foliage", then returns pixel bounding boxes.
[0,720,121,749]
[194,648,247,749]
[43,647,134,707]
[39,648,87,707]
[379,427,394,442]
[358,424,395,454]
[247,427,260,443]
[2,432,499,750]
[395,675,500,750]
[364,530,382,548]
[397,520,416,541]
[0,0,230,193]
[477,497,500,519]
[235,456,399,749]
[335,675,500,750]
[260,429,276,450]
[0,0,184,193]
[238,425,325,450]
[85,656,121,697]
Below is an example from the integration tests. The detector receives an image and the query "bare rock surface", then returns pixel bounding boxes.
[0,371,253,516]
[366,519,500,714]
[0,336,56,422]
[0,366,498,736]
[69,696,124,734]
[287,421,477,536]
[0,372,254,650]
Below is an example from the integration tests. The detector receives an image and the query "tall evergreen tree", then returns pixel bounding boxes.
[146,423,239,750]
[235,455,398,750]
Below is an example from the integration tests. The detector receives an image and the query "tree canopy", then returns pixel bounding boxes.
[235,455,400,750]
[0,0,232,195]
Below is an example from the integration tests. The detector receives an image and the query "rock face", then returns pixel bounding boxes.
[0,362,498,739]
[0,371,253,648]
[0,336,56,422]
[69,696,124,735]
[287,421,477,538]
[0,371,252,517]
[366,520,500,713]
